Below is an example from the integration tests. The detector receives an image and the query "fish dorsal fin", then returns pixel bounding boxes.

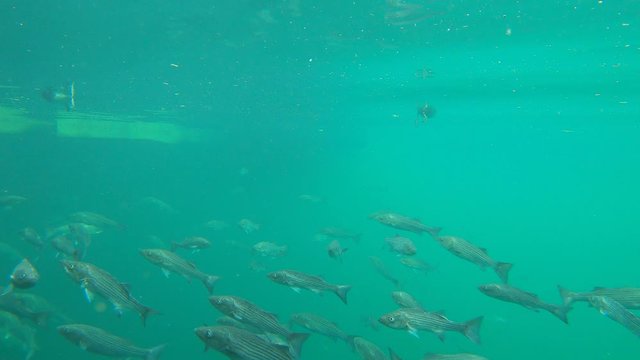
[479,247,488,254]
[433,310,446,316]
[187,261,197,269]
[524,291,538,298]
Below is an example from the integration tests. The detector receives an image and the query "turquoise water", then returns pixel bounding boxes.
[1,1,639,359]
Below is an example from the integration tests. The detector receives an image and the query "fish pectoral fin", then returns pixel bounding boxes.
[435,330,446,342]
[291,287,302,293]
[79,341,89,351]
[82,287,95,303]
[408,326,419,338]
[161,269,171,278]
[114,304,124,317]
[310,288,322,295]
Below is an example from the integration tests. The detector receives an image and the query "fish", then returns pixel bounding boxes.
[252,241,288,258]
[267,269,352,304]
[289,312,353,343]
[50,235,84,260]
[385,235,417,256]
[399,257,434,274]
[0,292,52,326]
[558,286,640,309]
[369,256,401,288]
[170,236,211,252]
[195,325,307,360]
[3,259,39,294]
[319,227,361,242]
[19,228,44,250]
[391,291,423,309]
[327,240,348,261]
[379,307,483,344]
[204,219,229,230]
[589,296,640,338]
[60,260,158,325]
[369,212,441,236]
[238,218,260,234]
[436,236,512,283]
[423,354,488,360]
[58,324,165,359]
[216,316,263,333]
[478,284,569,324]
[47,223,102,242]
[209,295,295,338]
[0,194,27,209]
[352,337,387,360]
[68,211,124,230]
[139,248,219,293]
[0,310,37,360]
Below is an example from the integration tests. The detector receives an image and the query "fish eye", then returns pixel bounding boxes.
[388,316,395,322]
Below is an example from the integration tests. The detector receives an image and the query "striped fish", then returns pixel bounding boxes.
[58,324,164,359]
[392,291,423,310]
[558,286,640,309]
[195,325,307,360]
[436,236,512,283]
[290,312,353,343]
[369,212,441,237]
[267,270,351,304]
[60,260,157,325]
[589,296,640,338]
[139,249,219,293]
[209,295,296,339]
[352,337,386,360]
[479,283,569,324]
[379,307,482,344]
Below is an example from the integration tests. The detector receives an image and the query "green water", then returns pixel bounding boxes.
[1,1,639,359]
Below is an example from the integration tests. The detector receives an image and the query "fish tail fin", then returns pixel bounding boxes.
[146,344,165,360]
[557,285,575,306]
[203,275,220,294]
[549,305,571,324]
[494,262,513,283]
[426,227,442,237]
[463,316,483,344]
[335,285,352,304]
[141,306,161,327]
[287,332,309,359]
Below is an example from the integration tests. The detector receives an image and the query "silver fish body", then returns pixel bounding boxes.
[589,296,640,338]
[171,236,210,252]
[60,260,156,325]
[391,291,423,309]
[352,337,386,360]
[209,295,292,338]
[58,324,164,359]
[436,236,512,283]
[379,307,482,344]
[385,235,417,256]
[195,325,307,360]
[290,312,351,343]
[479,284,569,324]
[267,270,351,304]
[369,212,441,236]
[558,286,640,309]
[139,248,219,293]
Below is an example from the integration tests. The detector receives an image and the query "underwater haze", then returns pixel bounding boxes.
[1,1,639,360]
